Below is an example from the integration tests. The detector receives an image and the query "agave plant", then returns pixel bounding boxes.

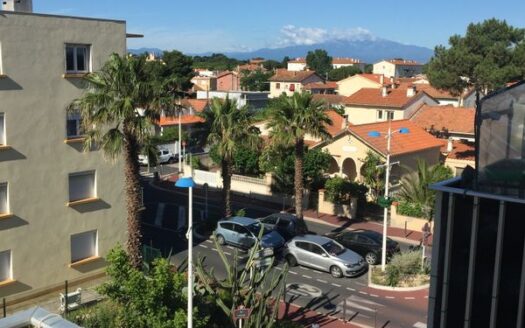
[195,229,288,328]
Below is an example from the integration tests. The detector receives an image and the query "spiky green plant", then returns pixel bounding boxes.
[195,229,288,328]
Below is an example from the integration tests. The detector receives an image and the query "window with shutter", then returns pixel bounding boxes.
[0,250,11,282]
[0,183,8,214]
[70,230,97,263]
[68,171,96,202]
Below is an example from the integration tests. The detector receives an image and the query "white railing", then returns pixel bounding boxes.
[232,174,266,185]
[193,169,220,187]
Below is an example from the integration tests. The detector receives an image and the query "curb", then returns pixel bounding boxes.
[367,266,430,292]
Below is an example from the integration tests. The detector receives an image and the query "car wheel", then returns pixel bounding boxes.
[330,265,343,278]
[286,254,298,267]
[216,234,226,245]
[168,157,175,164]
[365,252,378,265]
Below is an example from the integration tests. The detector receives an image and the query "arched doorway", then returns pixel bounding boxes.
[327,157,340,176]
[342,158,357,181]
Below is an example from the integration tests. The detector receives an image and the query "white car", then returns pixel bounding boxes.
[138,148,178,165]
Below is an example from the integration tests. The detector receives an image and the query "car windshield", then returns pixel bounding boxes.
[322,241,345,256]
[247,223,271,235]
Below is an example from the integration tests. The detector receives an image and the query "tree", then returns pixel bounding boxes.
[303,148,332,190]
[161,50,195,92]
[328,65,362,81]
[263,60,284,71]
[364,64,373,74]
[426,19,525,97]
[266,92,332,227]
[192,53,243,71]
[199,97,259,217]
[360,151,385,201]
[71,54,172,268]
[240,69,273,91]
[195,232,288,328]
[398,160,453,220]
[306,49,332,77]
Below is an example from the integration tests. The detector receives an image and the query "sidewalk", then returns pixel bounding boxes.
[151,177,432,246]
[278,302,361,328]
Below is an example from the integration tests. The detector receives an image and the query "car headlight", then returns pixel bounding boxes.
[345,262,359,268]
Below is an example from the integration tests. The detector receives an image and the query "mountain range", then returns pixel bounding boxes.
[129,38,434,64]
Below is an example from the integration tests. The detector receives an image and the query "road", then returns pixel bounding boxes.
[140,176,429,328]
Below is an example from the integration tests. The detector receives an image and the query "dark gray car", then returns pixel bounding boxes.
[283,234,367,278]
[257,213,298,241]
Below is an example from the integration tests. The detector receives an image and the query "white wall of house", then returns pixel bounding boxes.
[287,62,307,71]
[337,75,382,97]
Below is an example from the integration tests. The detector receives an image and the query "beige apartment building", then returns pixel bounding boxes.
[0,3,128,302]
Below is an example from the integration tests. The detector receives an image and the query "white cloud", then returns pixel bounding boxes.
[276,25,375,47]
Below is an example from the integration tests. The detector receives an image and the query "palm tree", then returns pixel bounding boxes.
[265,92,332,229]
[399,159,453,220]
[199,97,259,217]
[360,151,386,201]
[70,54,172,268]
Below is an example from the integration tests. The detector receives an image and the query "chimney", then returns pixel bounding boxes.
[379,75,384,85]
[406,85,416,97]
[381,86,388,97]
[447,139,454,152]
[342,115,349,129]
[2,0,33,12]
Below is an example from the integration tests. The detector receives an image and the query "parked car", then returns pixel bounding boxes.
[215,216,285,251]
[257,213,298,241]
[138,148,178,166]
[283,234,367,278]
[325,230,400,265]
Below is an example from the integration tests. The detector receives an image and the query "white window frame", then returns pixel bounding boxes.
[70,230,98,263]
[66,112,83,138]
[68,171,96,202]
[0,182,8,215]
[387,111,395,120]
[65,44,91,73]
[0,112,5,145]
[0,42,4,76]
[0,250,12,282]
[377,110,383,120]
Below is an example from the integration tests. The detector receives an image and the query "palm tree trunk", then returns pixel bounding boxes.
[222,159,233,218]
[123,130,143,269]
[294,138,308,233]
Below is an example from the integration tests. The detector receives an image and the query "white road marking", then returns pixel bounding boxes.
[227,246,234,250]
[370,294,379,298]
[405,296,416,300]
[205,240,213,244]
[346,287,355,291]
[224,252,231,256]
[355,282,367,287]
[289,271,298,275]
[359,291,368,295]
[274,266,282,270]
[332,283,342,287]
[199,245,208,249]
[386,296,395,299]
[413,322,427,328]
[302,275,312,279]
[424,295,429,298]
[317,279,327,283]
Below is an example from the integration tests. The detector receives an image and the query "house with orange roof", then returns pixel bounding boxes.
[287,57,307,71]
[337,73,392,96]
[331,57,366,71]
[268,69,323,98]
[191,75,216,92]
[410,104,475,141]
[303,81,338,94]
[157,99,208,135]
[343,85,439,125]
[373,59,423,78]
[314,120,442,184]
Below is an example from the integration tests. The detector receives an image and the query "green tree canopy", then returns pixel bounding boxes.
[328,65,362,81]
[426,18,525,96]
[360,151,385,201]
[306,49,333,77]
[192,53,243,71]
[262,59,284,70]
[240,69,273,91]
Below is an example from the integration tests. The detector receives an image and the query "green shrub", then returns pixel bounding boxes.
[324,177,367,204]
[386,251,424,285]
[66,301,120,328]
[396,201,426,218]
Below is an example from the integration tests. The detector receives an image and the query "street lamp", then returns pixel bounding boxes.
[368,122,409,271]
[175,176,196,328]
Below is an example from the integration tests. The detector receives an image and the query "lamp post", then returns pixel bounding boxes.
[175,176,195,328]
[178,110,182,174]
[368,121,409,271]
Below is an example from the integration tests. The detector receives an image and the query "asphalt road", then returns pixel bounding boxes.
[140,177,429,328]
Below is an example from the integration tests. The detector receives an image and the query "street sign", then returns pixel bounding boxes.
[254,257,273,268]
[233,306,252,320]
[254,248,274,259]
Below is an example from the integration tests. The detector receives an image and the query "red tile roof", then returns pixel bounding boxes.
[269,69,320,82]
[442,140,475,161]
[182,99,209,112]
[312,94,347,106]
[348,120,443,156]
[344,87,427,108]
[325,110,346,137]
[332,57,362,64]
[159,115,204,126]
[303,81,338,90]
[237,64,264,72]
[359,74,389,85]
[410,104,475,134]
[288,57,306,64]
[399,84,457,100]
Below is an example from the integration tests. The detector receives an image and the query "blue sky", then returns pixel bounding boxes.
[35,0,525,54]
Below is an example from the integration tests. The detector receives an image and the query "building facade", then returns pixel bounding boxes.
[268,70,323,98]
[0,8,127,302]
[373,59,423,78]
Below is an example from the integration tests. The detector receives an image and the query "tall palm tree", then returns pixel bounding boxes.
[70,54,172,268]
[360,151,385,201]
[265,92,332,229]
[199,97,259,217]
[399,159,453,220]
